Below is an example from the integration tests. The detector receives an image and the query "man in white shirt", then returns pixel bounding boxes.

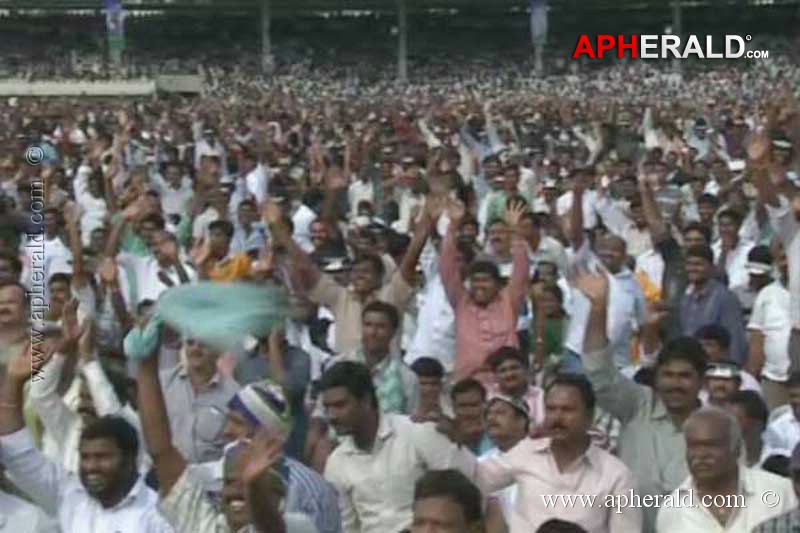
[0,344,172,533]
[748,247,793,409]
[712,208,756,292]
[656,406,796,532]
[320,361,476,533]
[151,161,193,221]
[0,486,59,533]
[762,373,800,459]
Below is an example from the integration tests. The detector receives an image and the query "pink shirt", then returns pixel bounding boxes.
[477,438,642,533]
[440,229,529,380]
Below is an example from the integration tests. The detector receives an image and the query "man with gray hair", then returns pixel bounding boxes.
[656,406,796,532]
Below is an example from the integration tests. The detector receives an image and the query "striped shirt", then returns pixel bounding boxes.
[754,509,800,533]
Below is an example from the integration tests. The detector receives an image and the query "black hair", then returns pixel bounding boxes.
[762,455,791,478]
[80,416,139,462]
[727,390,768,428]
[48,272,72,287]
[697,193,720,208]
[208,219,235,239]
[466,260,501,282]
[537,519,589,533]
[238,198,258,210]
[413,469,483,525]
[683,222,712,244]
[545,373,596,414]
[361,300,400,332]
[410,357,445,380]
[353,253,386,279]
[0,250,23,278]
[717,208,744,227]
[684,244,714,264]
[694,324,732,350]
[487,346,528,371]
[319,361,379,409]
[139,213,166,230]
[450,378,487,402]
[655,336,708,376]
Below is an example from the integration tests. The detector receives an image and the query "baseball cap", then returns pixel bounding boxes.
[745,245,773,276]
[705,362,742,380]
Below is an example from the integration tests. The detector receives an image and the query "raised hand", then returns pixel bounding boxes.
[573,270,610,307]
[240,428,285,488]
[747,128,771,168]
[261,200,283,227]
[98,257,119,287]
[447,199,466,224]
[505,199,528,229]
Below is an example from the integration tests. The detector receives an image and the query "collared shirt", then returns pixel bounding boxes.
[323,414,477,533]
[160,468,317,533]
[308,270,415,355]
[566,245,647,368]
[583,347,690,531]
[187,456,341,533]
[0,429,173,533]
[479,447,517,523]
[680,280,748,365]
[595,195,653,258]
[712,238,756,292]
[160,364,240,463]
[117,252,198,304]
[763,407,800,459]
[766,197,800,329]
[753,508,800,533]
[439,229,530,380]
[749,280,792,382]
[327,349,420,416]
[656,467,797,532]
[476,437,642,533]
[230,223,267,255]
[0,490,59,533]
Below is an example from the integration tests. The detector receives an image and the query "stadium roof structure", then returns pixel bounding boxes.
[1,0,799,15]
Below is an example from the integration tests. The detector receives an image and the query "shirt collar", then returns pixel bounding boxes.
[176,363,222,387]
[339,414,395,455]
[530,437,599,468]
[82,475,148,511]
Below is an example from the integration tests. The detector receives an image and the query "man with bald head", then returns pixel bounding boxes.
[656,407,796,532]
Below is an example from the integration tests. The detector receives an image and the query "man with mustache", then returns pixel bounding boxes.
[579,269,707,531]
[0,343,173,533]
[656,407,796,532]
[475,374,641,532]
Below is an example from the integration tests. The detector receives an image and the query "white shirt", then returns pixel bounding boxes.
[479,448,517,523]
[29,355,149,474]
[192,207,221,241]
[0,490,59,533]
[348,179,374,217]
[636,248,665,292]
[712,239,756,292]
[763,407,800,458]
[766,197,800,329]
[245,164,269,205]
[151,173,194,217]
[405,243,456,372]
[0,429,173,533]
[594,195,652,258]
[292,203,317,253]
[323,414,476,533]
[556,189,599,229]
[73,165,109,246]
[655,467,797,533]
[117,252,198,305]
[748,281,792,382]
[566,248,647,367]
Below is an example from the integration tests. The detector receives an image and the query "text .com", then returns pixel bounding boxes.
[573,35,769,59]
[542,489,782,514]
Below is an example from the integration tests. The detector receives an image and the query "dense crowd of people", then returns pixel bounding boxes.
[0,48,799,533]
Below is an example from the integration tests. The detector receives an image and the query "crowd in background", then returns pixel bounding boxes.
[0,45,799,533]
